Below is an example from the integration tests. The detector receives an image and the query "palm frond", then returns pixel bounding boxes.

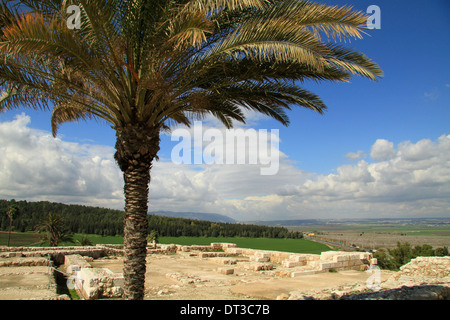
[1,0,382,134]
[180,0,269,14]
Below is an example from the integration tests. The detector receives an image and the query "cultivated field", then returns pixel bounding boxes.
[0,231,42,247]
[290,224,450,250]
[0,232,329,255]
[158,236,329,254]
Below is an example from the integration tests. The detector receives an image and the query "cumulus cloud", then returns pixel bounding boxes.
[345,150,366,160]
[151,134,450,220]
[0,114,124,208]
[269,135,450,219]
[370,139,397,161]
[1,114,449,221]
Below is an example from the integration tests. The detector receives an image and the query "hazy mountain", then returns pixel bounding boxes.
[149,211,236,223]
[244,219,321,226]
[244,217,450,227]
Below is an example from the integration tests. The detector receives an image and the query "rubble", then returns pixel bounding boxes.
[284,256,450,300]
[165,272,208,284]
[1,243,448,300]
[76,267,124,299]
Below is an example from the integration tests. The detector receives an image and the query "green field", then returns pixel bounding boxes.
[1,232,330,254]
[157,236,330,254]
[0,231,41,246]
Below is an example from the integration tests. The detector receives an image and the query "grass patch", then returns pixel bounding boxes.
[60,234,125,246]
[0,231,41,246]
[1,232,329,254]
[159,236,330,254]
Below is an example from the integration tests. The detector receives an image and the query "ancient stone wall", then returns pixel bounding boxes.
[397,256,450,279]
[222,248,372,276]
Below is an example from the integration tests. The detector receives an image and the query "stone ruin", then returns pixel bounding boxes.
[64,254,124,300]
[0,244,124,300]
[2,243,449,300]
[0,242,380,300]
[280,256,450,300]
[168,243,373,276]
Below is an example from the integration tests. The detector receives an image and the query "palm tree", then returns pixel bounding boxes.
[35,212,74,247]
[6,204,20,246]
[0,0,382,299]
[147,230,159,249]
[76,235,94,246]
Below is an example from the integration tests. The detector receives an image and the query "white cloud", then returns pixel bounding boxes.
[345,150,366,160]
[0,114,124,208]
[270,135,450,219]
[370,139,397,161]
[1,114,449,221]
[150,134,450,220]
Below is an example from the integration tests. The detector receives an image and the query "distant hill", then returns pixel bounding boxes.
[149,210,236,223]
[244,219,321,226]
[245,218,450,227]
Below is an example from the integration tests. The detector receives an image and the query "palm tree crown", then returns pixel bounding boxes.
[0,0,382,299]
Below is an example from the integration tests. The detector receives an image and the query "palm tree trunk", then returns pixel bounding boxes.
[122,162,151,300]
[115,124,160,300]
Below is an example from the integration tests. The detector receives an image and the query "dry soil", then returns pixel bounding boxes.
[0,253,395,300]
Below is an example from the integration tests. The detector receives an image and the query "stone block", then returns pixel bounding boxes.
[78,268,124,300]
[333,255,350,262]
[332,261,346,268]
[250,256,270,262]
[0,257,48,267]
[360,252,372,260]
[319,262,335,270]
[306,254,321,261]
[320,251,341,260]
[218,267,234,275]
[291,270,318,277]
[274,270,292,277]
[64,254,91,274]
[225,247,242,255]
[240,248,256,256]
[255,251,271,258]
[282,260,304,268]
[289,255,308,263]
[209,257,237,265]
[348,259,363,267]
[211,243,237,250]
[238,262,273,271]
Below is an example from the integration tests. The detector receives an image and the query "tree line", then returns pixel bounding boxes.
[0,199,302,239]
[373,242,449,270]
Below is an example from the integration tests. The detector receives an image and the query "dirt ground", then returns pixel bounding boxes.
[0,265,57,300]
[0,253,395,300]
[91,254,394,300]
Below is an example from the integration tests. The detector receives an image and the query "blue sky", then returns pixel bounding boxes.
[268,0,450,174]
[0,0,449,221]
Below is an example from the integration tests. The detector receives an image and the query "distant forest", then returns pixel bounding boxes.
[0,199,302,239]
